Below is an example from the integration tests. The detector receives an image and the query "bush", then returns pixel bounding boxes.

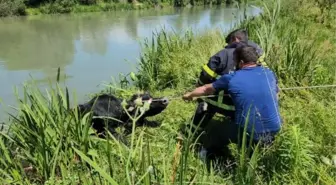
[39,0,77,14]
[79,0,99,5]
[0,0,26,17]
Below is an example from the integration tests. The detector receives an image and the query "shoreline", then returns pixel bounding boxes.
[0,0,264,18]
[26,2,164,16]
[0,1,252,18]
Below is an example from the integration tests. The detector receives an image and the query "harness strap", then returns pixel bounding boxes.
[198,73,235,111]
[202,97,235,111]
[218,90,224,103]
[202,90,235,111]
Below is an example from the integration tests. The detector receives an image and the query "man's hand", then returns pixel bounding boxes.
[182,92,193,102]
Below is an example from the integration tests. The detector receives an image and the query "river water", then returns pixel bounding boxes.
[0,6,261,121]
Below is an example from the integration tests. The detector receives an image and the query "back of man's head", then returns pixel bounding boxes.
[234,45,259,64]
[225,29,248,44]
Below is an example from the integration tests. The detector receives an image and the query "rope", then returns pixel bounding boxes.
[279,84,336,90]
[159,84,336,102]
[168,94,219,101]
[150,95,219,102]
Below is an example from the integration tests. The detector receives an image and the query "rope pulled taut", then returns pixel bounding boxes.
[160,84,336,102]
[279,84,336,90]
[168,95,219,101]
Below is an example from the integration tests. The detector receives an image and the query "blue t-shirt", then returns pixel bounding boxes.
[212,66,282,140]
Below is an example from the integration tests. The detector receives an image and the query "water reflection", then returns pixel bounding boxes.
[0,6,262,120]
[0,17,76,71]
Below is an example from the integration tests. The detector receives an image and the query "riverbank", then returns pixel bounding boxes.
[25,2,161,16]
[0,0,245,17]
[0,0,335,184]
[0,0,161,17]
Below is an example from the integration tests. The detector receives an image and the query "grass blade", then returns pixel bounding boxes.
[72,147,119,185]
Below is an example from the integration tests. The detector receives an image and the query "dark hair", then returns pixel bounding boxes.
[225,29,248,44]
[234,45,259,64]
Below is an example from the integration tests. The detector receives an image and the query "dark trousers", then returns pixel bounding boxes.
[179,100,278,171]
[186,100,235,139]
[202,119,278,166]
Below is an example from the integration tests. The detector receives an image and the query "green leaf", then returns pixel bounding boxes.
[121,99,127,108]
[87,149,98,158]
[0,138,12,165]
[331,155,336,167]
[130,72,138,81]
[143,101,151,111]
[321,156,332,166]
[134,97,143,106]
[72,147,119,185]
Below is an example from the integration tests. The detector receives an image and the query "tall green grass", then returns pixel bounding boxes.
[0,75,231,184]
[240,0,335,88]
[132,0,336,183]
[0,0,336,184]
[135,29,226,91]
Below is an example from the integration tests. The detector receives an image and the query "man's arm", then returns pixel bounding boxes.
[183,84,216,101]
[184,74,232,101]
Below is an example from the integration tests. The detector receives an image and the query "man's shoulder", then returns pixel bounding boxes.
[247,40,264,55]
[218,72,235,82]
[253,66,278,84]
[212,72,234,90]
[216,47,235,54]
[261,67,277,77]
[227,70,247,82]
[254,65,273,72]
[221,71,240,81]
[210,47,232,60]
[235,66,272,79]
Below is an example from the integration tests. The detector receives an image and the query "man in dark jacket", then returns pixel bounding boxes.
[182,28,264,140]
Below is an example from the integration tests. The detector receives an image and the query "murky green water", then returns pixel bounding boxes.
[0,6,261,121]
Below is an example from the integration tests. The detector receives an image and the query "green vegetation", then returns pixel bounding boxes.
[1,0,336,184]
[0,0,26,17]
[0,0,244,17]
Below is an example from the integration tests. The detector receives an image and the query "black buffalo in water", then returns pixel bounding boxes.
[76,92,169,145]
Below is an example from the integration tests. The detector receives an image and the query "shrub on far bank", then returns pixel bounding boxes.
[0,0,26,17]
[38,0,77,14]
[0,0,251,17]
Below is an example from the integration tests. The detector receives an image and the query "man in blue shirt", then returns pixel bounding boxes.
[183,45,282,152]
